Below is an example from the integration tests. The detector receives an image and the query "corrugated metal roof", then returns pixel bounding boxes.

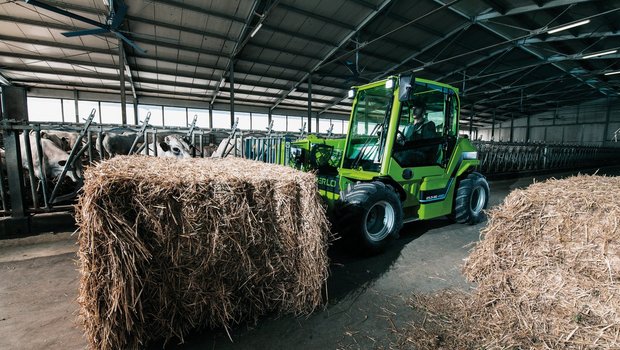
[0,0,618,121]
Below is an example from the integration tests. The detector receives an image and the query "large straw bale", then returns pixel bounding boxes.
[75,156,330,350]
[399,174,620,349]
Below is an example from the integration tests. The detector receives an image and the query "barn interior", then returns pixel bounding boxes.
[1,0,620,349]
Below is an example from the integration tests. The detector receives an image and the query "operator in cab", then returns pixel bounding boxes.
[395,100,440,166]
[403,101,436,141]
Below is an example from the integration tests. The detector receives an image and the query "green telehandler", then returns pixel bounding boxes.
[277,74,489,253]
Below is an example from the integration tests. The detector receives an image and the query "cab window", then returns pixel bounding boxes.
[392,83,450,168]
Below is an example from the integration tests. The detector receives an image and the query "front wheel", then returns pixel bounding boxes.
[453,172,490,224]
[338,181,403,254]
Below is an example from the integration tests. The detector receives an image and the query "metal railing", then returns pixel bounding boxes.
[244,136,290,165]
[0,114,239,218]
[2,120,619,232]
[473,141,620,175]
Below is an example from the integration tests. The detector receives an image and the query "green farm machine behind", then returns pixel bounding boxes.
[247,75,489,253]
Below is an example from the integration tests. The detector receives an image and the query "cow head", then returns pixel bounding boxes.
[41,131,72,152]
[53,159,82,183]
[39,138,82,183]
[158,135,192,158]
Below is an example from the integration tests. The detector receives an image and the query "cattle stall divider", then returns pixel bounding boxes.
[473,141,620,176]
[0,117,255,236]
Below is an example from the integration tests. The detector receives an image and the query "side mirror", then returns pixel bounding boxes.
[398,75,413,102]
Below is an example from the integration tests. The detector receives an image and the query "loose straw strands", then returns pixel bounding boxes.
[396,174,620,349]
[76,156,330,350]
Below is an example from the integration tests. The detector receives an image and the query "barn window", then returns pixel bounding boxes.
[27,97,63,122]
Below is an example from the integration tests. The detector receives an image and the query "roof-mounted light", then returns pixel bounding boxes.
[582,49,617,59]
[547,19,590,34]
[250,22,263,38]
[605,70,620,76]
[347,89,356,99]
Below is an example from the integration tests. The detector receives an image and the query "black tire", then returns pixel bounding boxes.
[338,181,403,254]
[453,172,490,225]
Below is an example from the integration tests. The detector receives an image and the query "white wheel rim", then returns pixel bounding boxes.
[470,186,486,215]
[364,200,395,242]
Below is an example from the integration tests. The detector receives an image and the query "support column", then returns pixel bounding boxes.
[74,89,79,123]
[133,100,138,125]
[1,87,28,234]
[60,98,65,123]
[526,114,531,142]
[3,133,25,219]
[491,110,496,141]
[208,105,213,129]
[602,98,612,146]
[267,108,272,128]
[316,115,319,135]
[510,114,514,142]
[119,40,127,125]
[469,104,474,138]
[229,62,235,128]
[307,74,312,133]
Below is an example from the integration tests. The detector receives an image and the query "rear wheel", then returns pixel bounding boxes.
[453,172,489,224]
[338,181,403,254]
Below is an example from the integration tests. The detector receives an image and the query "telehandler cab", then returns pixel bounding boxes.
[285,75,489,253]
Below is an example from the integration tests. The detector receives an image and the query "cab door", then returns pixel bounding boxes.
[387,81,459,220]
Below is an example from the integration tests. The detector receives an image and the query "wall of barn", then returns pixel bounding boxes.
[476,98,620,147]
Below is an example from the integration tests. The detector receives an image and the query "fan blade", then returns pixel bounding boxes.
[26,0,108,30]
[114,31,146,55]
[110,2,128,29]
[62,28,110,37]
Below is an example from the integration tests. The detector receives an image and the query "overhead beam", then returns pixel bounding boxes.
[211,0,264,105]
[372,21,472,80]
[320,15,473,114]
[1,15,330,77]
[475,0,592,21]
[0,51,349,99]
[147,0,245,24]
[0,66,341,102]
[481,0,507,15]
[0,72,11,85]
[270,0,393,110]
[278,3,354,30]
[433,0,611,98]
[522,31,620,45]
[0,35,117,57]
[436,46,512,81]
[13,0,429,71]
[277,3,427,58]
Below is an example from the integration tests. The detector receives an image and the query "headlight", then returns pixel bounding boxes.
[463,151,478,160]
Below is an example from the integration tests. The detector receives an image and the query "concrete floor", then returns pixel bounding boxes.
[1,167,619,350]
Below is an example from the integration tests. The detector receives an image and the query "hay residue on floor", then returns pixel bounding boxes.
[397,174,620,349]
[76,156,331,350]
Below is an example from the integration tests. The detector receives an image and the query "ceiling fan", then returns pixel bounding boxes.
[25,0,146,54]
[320,37,374,84]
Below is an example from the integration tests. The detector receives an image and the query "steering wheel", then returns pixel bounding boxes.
[396,129,406,143]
